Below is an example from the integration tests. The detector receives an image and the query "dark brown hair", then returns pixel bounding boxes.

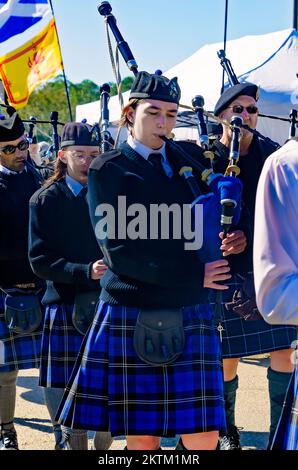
[119,99,144,130]
[44,151,67,186]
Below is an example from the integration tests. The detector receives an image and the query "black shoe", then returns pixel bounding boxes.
[176,438,187,450]
[218,425,242,450]
[0,429,19,450]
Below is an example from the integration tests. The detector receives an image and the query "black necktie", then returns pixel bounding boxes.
[148,153,165,176]
[79,187,88,199]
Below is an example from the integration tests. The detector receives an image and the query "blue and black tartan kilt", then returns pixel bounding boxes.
[216,275,297,358]
[57,301,226,437]
[0,293,43,372]
[39,304,86,389]
[272,363,298,450]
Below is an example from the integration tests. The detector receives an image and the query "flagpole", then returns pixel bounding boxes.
[0,79,9,106]
[49,0,73,121]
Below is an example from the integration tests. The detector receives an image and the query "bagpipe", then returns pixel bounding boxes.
[0,86,114,163]
[22,86,115,157]
[1,102,111,166]
[217,50,291,321]
[23,111,63,168]
[98,83,114,152]
[0,102,64,169]
[97,1,243,264]
[25,113,61,176]
[27,115,37,145]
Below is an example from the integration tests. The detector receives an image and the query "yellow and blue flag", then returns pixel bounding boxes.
[0,0,63,108]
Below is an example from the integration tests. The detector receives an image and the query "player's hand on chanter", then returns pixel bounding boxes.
[204,259,231,290]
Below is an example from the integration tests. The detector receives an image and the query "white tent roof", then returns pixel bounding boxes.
[76,28,298,144]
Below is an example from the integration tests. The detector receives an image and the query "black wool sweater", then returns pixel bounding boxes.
[88,141,210,309]
[0,169,44,286]
[29,179,103,304]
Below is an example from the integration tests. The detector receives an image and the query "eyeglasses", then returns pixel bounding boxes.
[69,151,100,159]
[227,105,258,114]
[0,140,29,155]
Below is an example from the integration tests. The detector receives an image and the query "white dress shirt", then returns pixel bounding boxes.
[254,138,298,325]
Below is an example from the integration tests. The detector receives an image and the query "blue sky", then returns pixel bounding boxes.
[51,0,294,85]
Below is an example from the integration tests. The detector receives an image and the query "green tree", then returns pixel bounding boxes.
[108,75,134,97]
[121,76,134,92]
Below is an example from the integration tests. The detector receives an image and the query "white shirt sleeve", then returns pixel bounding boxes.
[254,141,298,326]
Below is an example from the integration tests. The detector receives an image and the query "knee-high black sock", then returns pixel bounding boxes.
[93,431,113,450]
[267,367,292,449]
[223,375,239,430]
[0,370,18,431]
[176,438,188,450]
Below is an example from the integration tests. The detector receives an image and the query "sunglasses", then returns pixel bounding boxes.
[0,140,29,155]
[227,104,258,114]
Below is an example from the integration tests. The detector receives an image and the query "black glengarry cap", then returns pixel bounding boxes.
[129,71,181,104]
[61,122,101,148]
[0,107,25,142]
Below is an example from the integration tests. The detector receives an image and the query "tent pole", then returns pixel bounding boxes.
[294,0,298,29]
[221,0,229,94]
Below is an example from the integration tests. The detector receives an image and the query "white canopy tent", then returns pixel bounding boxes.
[76,28,298,144]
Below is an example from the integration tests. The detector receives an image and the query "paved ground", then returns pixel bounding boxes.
[14,354,271,450]
[16,356,269,450]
